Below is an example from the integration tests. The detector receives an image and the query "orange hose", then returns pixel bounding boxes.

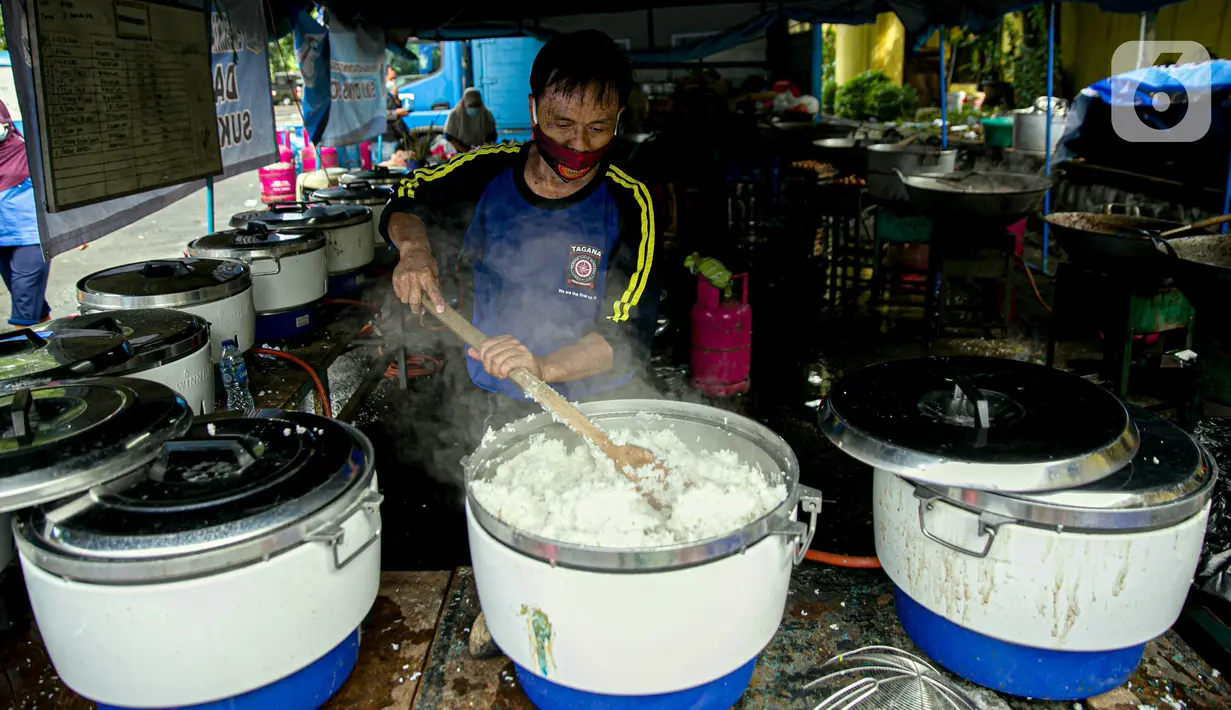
[804,549,882,568]
[251,347,333,419]
[322,298,381,313]
[385,353,443,379]
[1015,255,1053,313]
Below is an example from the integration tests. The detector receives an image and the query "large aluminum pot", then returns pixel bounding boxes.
[1013,97,1070,154]
[465,399,821,697]
[867,144,957,202]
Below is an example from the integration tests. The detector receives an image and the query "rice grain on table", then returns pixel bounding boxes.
[470,426,786,548]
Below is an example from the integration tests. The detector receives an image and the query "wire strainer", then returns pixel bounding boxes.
[803,646,978,710]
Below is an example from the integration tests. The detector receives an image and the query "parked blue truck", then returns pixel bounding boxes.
[396,38,543,143]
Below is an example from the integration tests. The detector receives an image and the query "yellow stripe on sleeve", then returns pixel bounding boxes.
[604,166,656,323]
[394,142,524,199]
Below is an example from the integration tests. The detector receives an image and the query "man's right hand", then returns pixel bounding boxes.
[393,244,446,314]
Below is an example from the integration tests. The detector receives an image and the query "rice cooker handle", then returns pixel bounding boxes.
[141,261,192,279]
[772,485,823,566]
[307,490,384,570]
[269,201,312,213]
[913,487,1012,559]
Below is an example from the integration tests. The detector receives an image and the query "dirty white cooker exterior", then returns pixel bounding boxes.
[323,218,375,274]
[468,507,794,695]
[873,469,1209,652]
[85,294,254,364]
[19,477,383,708]
[248,248,327,312]
[121,340,215,414]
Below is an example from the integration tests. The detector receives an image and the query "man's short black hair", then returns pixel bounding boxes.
[530,30,634,108]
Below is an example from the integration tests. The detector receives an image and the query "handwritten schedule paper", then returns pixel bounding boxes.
[32,0,222,212]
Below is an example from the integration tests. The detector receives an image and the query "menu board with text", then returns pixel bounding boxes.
[31,0,222,211]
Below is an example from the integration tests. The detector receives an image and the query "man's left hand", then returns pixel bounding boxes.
[469,336,544,380]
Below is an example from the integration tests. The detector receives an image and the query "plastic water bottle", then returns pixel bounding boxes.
[219,340,255,412]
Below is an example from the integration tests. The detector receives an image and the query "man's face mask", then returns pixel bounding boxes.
[465,106,480,117]
[531,101,621,182]
[386,81,396,94]
[0,124,10,143]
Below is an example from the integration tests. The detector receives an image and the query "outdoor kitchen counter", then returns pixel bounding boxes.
[3,565,1227,709]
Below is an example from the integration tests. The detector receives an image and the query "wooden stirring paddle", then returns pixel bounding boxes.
[1158,213,1231,238]
[429,304,671,510]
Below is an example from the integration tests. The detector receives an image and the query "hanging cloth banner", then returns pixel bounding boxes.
[211,0,277,178]
[0,0,275,257]
[319,17,385,146]
[293,8,330,145]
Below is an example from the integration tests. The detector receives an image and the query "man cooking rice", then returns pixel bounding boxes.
[381,30,660,429]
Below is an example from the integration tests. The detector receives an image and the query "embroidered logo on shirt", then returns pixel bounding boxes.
[566,244,602,289]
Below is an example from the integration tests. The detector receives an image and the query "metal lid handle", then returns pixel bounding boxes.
[951,374,991,434]
[10,388,35,446]
[141,260,192,279]
[0,328,48,354]
[269,201,313,213]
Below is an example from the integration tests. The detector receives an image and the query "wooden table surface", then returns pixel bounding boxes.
[5,565,1228,710]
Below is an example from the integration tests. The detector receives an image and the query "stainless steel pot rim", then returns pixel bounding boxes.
[13,414,380,584]
[867,144,959,156]
[818,401,1140,493]
[903,445,1217,533]
[77,263,254,310]
[311,195,387,205]
[187,232,327,261]
[465,399,820,572]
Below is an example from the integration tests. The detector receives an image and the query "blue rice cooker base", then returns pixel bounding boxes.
[255,303,319,342]
[894,585,1146,700]
[515,656,757,710]
[97,627,360,710]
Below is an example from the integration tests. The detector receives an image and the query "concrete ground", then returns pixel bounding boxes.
[0,169,264,325]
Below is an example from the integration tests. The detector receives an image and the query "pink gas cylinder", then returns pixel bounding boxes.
[319,146,339,169]
[359,141,374,170]
[691,272,751,397]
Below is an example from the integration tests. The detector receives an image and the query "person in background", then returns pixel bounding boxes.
[444,87,497,153]
[383,65,411,163]
[0,101,50,327]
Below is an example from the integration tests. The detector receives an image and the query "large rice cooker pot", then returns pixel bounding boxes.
[38,310,215,414]
[819,356,1214,699]
[866,144,957,202]
[465,399,822,700]
[0,378,191,586]
[0,318,135,392]
[13,405,382,709]
[232,202,374,276]
[309,181,394,248]
[188,224,328,315]
[77,259,255,362]
[340,165,408,187]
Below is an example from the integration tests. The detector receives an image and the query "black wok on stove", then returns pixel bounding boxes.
[1044,211,1214,281]
[1168,233,1231,314]
[897,170,1052,226]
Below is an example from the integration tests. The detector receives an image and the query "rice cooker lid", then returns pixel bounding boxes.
[0,319,134,390]
[914,406,1214,531]
[0,378,192,513]
[77,258,252,310]
[341,166,407,185]
[231,202,371,231]
[16,409,377,582]
[310,181,393,204]
[820,356,1138,492]
[189,222,327,260]
[41,310,210,372]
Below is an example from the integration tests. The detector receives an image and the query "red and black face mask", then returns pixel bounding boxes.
[531,102,620,182]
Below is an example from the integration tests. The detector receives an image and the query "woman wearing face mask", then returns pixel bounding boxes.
[0,100,51,327]
[444,87,497,153]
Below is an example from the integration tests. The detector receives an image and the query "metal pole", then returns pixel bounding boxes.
[205,176,215,233]
[1042,0,1056,273]
[939,28,948,149]
[1223,148,1231,234]
[811,23,824,112]
[1136,13,1148,68]
[377,136,383,164]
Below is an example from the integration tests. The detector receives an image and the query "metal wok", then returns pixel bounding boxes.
[1042,212,1212,275]
[897,170,1052,224]
[811,138,880,178]
[1167,234,1231,314]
